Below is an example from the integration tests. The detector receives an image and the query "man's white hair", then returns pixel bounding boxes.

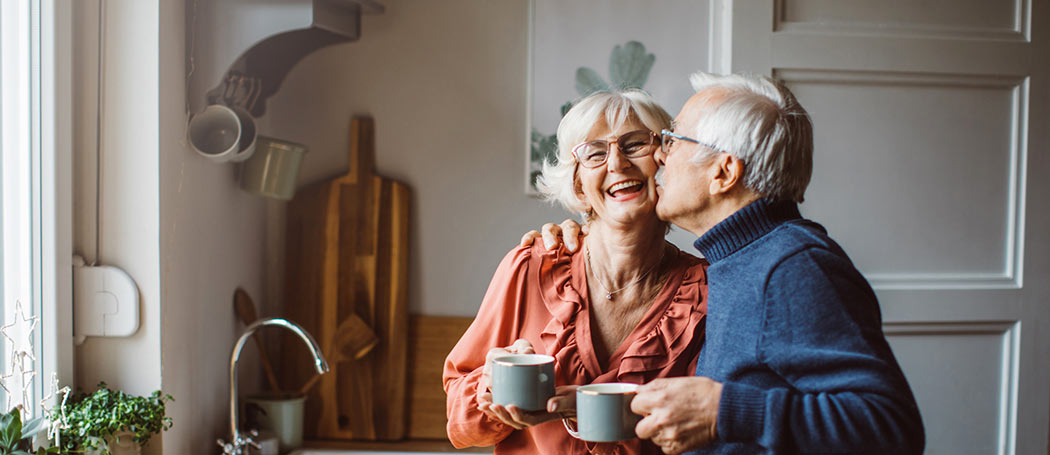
[536,89,672,217]
[686,72,813,203]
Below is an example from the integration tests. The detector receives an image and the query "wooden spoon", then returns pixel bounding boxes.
[233,287,282,393]
[297,314,379,396]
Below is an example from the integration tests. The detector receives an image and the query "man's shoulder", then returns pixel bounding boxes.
[761,219,850,260]
[760,220,872,292]
[742,219,863,281]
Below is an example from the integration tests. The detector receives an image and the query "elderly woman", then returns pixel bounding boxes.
[443,89,708,455]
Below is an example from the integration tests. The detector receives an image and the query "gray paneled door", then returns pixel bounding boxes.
[718,1,1050,454]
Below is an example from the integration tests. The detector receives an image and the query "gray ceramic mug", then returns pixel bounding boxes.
[491,354,555,411]
[564,383,641,442]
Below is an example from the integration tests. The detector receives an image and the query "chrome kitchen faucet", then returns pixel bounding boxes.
[219,318,329,455]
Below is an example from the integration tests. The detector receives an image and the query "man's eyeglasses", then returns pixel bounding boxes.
[572,130,658,168]
[660,129,703,156]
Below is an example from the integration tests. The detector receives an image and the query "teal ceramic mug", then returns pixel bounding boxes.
[491,354,555,411]
[564,383,640,442]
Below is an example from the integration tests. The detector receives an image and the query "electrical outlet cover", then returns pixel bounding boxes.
[73,259,140,340]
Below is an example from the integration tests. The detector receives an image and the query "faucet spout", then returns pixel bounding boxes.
[226,317,328,454]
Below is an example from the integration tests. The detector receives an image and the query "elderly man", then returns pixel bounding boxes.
[526,72,924,454]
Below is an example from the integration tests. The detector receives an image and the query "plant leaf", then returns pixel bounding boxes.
[575,67,609,96]
[559,101,574,118]
[0,410,16,449]
[0,409,21,449]
[19,417,45,440]
[608,41,655,89]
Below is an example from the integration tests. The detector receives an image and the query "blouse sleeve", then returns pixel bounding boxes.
[442,245,534,448]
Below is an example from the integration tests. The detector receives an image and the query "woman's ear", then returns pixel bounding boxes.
[572,175,591,213]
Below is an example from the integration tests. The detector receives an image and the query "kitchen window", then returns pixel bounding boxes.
[0,0,74,417]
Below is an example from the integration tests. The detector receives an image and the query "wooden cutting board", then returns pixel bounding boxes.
[405,315,476,439]
[279,116,410,440]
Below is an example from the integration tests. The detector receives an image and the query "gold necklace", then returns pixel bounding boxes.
[585,245,666,300]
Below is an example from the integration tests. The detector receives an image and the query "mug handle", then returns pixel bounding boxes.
[562,418,581,439]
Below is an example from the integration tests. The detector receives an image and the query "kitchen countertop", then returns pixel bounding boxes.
[296,439,491,454]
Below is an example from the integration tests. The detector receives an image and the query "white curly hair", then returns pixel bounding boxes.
[535,89,672,218]
[685,72,814,203]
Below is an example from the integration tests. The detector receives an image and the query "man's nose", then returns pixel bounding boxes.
[654,148,667,166]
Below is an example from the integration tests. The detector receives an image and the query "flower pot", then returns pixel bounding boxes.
[108,431,141,455]
[83,431,141,455]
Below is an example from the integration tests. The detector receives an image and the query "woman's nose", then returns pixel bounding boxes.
[606,146,631,172]
[654,147,667,166]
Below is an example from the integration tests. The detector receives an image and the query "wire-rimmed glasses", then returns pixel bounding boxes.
[659,129,704,156]
[572,130,659,168]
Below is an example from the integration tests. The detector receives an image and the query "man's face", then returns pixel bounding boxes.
[654,90,723,234]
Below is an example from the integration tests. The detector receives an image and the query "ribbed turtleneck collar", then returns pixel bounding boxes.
[693,199,802,263]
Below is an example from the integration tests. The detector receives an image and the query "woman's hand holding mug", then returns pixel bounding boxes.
[477,339,573,429]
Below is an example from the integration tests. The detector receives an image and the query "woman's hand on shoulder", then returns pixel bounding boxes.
[519,219,586,253]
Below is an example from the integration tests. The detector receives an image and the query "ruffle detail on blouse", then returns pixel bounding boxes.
[535,245,592,380]
[617,264,707,383]
[534,243,707,383]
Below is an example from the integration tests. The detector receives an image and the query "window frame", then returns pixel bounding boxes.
[1,0,74,418]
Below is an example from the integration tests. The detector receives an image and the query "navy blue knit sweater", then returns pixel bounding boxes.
[689,199,924,454]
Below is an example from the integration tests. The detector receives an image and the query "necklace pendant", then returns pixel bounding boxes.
[606,294,613,300]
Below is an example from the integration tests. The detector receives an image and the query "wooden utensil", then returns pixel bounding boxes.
[297,314,379,396]
[234,287,282,393]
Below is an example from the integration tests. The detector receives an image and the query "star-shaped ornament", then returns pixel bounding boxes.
[0,370,13,397]
[1,301,37,361]
[40,373,70,442]
[39,372,69,419]
[16,366,35,413]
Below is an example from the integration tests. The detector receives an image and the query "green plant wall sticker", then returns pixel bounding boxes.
[530,41,656,191]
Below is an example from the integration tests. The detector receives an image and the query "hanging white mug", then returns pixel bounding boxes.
[188,104,241,162]
[228,106,258,163]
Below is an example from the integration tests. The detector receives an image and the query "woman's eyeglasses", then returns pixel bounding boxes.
[572,130,658,168]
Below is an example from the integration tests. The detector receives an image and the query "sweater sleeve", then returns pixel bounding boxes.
[442,245,532,448]
[716,247,925,454]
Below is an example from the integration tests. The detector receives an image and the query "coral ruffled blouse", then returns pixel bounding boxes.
[443,242,708,455]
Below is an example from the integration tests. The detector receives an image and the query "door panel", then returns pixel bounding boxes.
[886,322,1018,455]
[778,0,1023,39]
[724,1,1049,453]
[781,70,1024,288]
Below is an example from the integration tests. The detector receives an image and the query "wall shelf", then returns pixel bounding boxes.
[189,0,384,116]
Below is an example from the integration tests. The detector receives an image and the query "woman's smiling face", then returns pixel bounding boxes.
[574,116,661,227]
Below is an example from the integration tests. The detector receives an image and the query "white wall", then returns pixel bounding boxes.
[71,0,162,399]
[159,0,271,453]
[71,0,164,452]
[262,0,575,317]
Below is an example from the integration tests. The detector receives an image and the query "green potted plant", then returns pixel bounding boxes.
[54,383,172,455]
[0,407,56,455]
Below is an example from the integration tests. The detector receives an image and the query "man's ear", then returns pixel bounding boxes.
[708,153,746,195]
